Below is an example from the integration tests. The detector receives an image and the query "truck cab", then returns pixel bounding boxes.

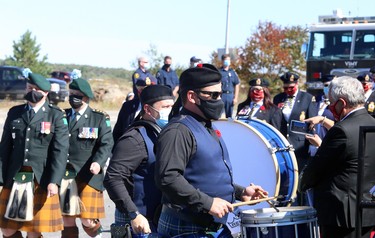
[305,10,375,95]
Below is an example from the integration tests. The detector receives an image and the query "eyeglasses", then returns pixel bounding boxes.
[195,90,222,100]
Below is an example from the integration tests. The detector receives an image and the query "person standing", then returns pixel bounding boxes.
[237,78,282,130]
[104,85,174,237]
[300,76,375,238]
[112,80,149,144]
[62,72,113,238]
[156,56,179,98]
[0,69,69,238]
[357,72,375,118]
[273,72,318,170]
[189,56,202,68]
[132,56,157,96]
[219,54,240,118]
[154,64,267,237]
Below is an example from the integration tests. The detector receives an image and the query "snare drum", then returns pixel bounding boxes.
[212,119,298,209]
[240,206,319,238]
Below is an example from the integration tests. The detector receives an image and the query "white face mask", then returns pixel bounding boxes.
[143,63,150,69]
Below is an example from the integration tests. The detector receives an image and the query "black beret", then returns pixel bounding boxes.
[69,78,94,98]
[321,74,336,83]
[370,66,375,74]
[249,78,269,87]
[280,72,299,84]
[140,85,174,106]
[357,73,374,83]
[179,63,222,91]
[27,73,51,91]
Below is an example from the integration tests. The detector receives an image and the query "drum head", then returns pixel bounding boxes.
[213,119,280,210]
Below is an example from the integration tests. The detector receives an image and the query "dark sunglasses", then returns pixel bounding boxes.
[195,90,222,100]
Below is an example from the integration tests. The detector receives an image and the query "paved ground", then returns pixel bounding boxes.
[0,107,119,237]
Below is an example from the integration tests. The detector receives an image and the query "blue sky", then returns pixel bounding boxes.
[0,0,373,70]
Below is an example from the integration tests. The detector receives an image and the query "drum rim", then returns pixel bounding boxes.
[247,118,299,206]
[214,118,281,200]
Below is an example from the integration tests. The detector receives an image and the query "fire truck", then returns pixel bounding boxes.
[305,10,375,95]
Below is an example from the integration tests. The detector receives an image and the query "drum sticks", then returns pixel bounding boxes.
[232,196,283,207]
[258,190,280,212]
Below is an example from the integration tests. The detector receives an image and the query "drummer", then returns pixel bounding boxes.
[154,63,268,237]
[237,78,282,130]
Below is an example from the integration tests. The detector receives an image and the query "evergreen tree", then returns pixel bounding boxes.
[4,30,50,76]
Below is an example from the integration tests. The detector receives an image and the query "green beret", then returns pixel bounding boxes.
[27,73,51,91]
[69,78,94,98]
[140,85,174,106]
[179,63,222,91]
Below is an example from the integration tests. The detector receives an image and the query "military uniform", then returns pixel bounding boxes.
[219,67,240,118]
[132,68,157,95]
[0,101,69,232]
[357,73,375,118]
[273,73,318,170]
[62,75,114,237]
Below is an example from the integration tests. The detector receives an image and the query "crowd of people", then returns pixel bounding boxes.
[0,58,375,238]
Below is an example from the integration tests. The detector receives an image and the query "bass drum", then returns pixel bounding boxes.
[212,119,298,210]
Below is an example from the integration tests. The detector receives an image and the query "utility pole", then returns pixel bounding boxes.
[225,0,231,54]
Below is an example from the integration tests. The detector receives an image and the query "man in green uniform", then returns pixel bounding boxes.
[0,69,69,238]
[61,70,113,238]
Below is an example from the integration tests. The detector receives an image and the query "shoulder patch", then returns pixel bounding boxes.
[92,108,110,119]
[134,73,140,79]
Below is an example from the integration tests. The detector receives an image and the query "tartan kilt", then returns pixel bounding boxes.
[68,178,105,219]
[0,184,63,232]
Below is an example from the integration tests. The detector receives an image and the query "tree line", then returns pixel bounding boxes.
[1,22,308,95]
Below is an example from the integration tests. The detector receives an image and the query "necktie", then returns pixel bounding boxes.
[28,109,35,121]
[249,103,257,118]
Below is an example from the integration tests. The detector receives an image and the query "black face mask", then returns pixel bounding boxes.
[69,95,84,109]
[196,97,224,120]
[24,91,44,103]
[164,64,171,68]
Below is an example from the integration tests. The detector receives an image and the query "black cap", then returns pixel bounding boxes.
[140,85,174,106]
[190,56,201,63]
[249,78,269,87]
[179,63,222,91]
[357,73,374,83]
[280,72,299,84]
[322,74,336,83]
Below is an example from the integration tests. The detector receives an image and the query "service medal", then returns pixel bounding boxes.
[369,102,374,113]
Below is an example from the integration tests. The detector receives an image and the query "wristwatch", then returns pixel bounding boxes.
[128,211,140,220]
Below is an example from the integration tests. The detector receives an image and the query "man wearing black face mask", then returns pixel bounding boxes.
[154,64,267,237]
[156,56,179,98]
[62,76,113,237]
[0,70,69,237]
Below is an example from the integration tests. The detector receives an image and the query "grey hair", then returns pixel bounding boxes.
[329,76,365,107]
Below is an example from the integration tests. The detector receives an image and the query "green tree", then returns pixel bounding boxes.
[4,30,50,76]
[237,21,308,94]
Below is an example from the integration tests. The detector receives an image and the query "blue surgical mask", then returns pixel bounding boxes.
[223,59,230,67]
[323,86,329,96]
[156,108,171,128]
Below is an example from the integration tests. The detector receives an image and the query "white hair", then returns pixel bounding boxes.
[329,76,365,107]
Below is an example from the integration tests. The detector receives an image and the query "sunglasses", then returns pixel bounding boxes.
[195,90,222,100]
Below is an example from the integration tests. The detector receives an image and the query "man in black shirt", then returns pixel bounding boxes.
[154,64,267,237]
[104,85,174,236]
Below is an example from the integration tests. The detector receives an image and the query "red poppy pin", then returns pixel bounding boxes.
[260,105,265,111]
[277,103,284,109]
[215,129,221,138]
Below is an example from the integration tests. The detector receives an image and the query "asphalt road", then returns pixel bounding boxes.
[0,108,120,238]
